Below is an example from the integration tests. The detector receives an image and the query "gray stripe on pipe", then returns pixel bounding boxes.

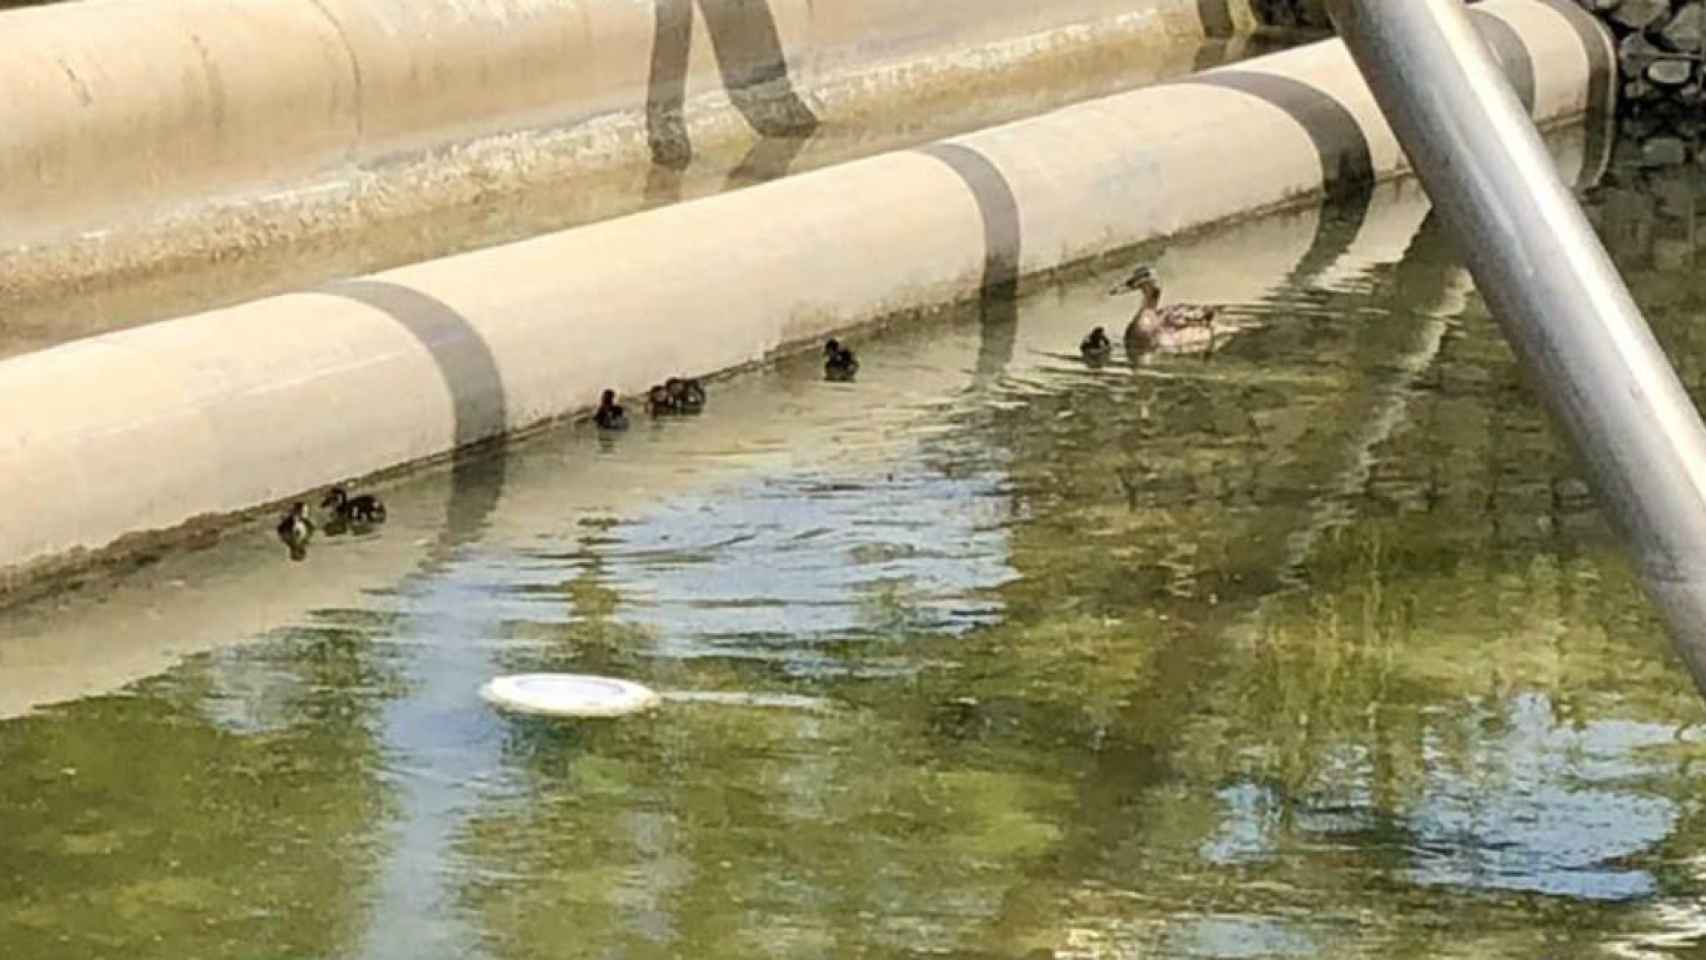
[913,143,1020,378]
[1534,0,1615,188]
[1469,10,1536,113]
[321,280,510,558]
[1179,70,1377,275]
[1183,71,1376,206]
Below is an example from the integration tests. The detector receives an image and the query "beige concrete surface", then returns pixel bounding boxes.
[0,0,1610,597]
[1,28,1297,360]
[0,0,1222,246]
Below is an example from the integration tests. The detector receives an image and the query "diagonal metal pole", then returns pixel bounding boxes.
[1324,0,1706,699]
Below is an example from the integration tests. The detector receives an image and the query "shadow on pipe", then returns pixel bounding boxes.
[913,143,1022,382]
[646,0,819,170]
[320,280,510,568]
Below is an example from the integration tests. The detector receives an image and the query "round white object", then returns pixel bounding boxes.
[480,674,661,718]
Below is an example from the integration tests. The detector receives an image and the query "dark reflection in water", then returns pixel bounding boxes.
[12,143,1706,958]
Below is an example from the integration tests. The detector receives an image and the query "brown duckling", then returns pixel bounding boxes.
[1080,326,1114,365]
[322,485,387,527]
[594,389,630,431]
[824,338,859,382]
[276,502,314,561]
[646,383,675,416]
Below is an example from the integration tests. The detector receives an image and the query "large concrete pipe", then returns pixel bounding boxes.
[0,0,1611,596]
[0,7,1255,361]
[0,0,1225,247]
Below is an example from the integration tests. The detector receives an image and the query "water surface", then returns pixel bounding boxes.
[7,129,1706,959]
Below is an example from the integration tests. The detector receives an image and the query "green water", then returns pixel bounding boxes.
[7,140,1706,958]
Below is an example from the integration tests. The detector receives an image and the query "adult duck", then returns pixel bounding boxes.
[1110,265,1232,357]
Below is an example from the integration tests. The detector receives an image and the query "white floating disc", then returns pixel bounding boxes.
[481,674,661,718]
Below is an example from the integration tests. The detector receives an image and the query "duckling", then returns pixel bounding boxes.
[1109,264,1231,357]
[594,389,630,431]
[1080,326,1114,365]
[276,502,314,561]
[824,338,859,382]
[664,376,708,415]
[646,383,675,416]
[679,377,707,412]
[322,484,387,527]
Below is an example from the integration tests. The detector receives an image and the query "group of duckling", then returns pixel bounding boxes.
[646,376,708,419]
[279,273,1200,559]
[280,271,1200,560]
[592,338,860,432]
[276,484,387,561]
[278,339,862,560]
[1081,264,1236,365]
[592,375,707,432]
[277,273,1221,561]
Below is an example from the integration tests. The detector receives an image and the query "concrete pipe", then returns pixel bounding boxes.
[0,0,1613,595]
[0,0,1223,247]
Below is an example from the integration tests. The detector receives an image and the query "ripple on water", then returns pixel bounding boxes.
[10,143,1706,960]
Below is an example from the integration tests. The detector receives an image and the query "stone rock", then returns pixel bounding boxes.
[1650,97,1687,122]
[1622,111,1668,138]
[1622,32,1666,76]
[1643,135,1691,166]
[1648,57,1697,86]
[1625,76,1659,101]
[1612,0,1675,32]
[1614,137,1651,169]
[1658,2,1706,52]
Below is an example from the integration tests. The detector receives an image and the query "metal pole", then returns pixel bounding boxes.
[1324,0,1706,697]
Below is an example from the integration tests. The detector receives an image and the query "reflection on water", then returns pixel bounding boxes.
[11,132,1706,958]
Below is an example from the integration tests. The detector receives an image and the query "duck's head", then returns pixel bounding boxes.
[290,501,310,518]
[1089,326,1108,340]
[600,388,617,407]
[1110,265,1160,298]
[648,384,670,404]
[320,486,348,510]
[825,338,842,357]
